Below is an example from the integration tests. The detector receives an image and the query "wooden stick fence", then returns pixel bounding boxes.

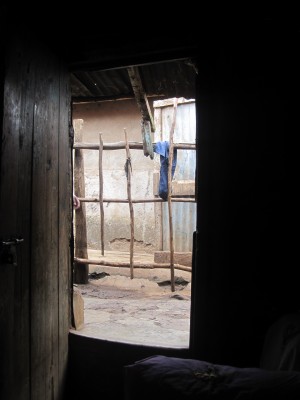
[73,119,195,288]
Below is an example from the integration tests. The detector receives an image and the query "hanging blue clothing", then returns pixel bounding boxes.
[153,141,177,200]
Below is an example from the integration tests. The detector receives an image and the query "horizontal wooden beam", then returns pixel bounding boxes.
[73,141,196,150]
[74,257,192,273]
[78,197,195,203]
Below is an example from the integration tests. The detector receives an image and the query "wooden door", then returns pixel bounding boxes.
[0,35,72,399]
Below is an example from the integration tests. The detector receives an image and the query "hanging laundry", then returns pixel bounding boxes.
[153,141,177,200]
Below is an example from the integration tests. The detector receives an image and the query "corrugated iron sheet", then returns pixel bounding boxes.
[71,59,196,103]
[154,99,196,252]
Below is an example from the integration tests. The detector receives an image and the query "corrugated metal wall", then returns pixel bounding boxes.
[154,98,196,251]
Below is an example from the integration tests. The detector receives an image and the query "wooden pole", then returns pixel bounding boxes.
[74,257,192,272]
[127,66,155,132]
[168,98,178,292]
[78,197,195,203]
[74,128,89,284]
[74,141,195,151]
[99,133,104,255]
[124,128,135,279]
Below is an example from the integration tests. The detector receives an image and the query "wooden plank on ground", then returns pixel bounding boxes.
[154,251,192,267]
[73,287,84,330]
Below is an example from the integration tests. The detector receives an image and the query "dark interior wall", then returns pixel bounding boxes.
[67,335,191,399]
[193,27,298,366]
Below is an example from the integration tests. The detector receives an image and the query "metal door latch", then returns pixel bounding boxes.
[0,236,24,266]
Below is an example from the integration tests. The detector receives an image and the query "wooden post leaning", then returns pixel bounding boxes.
[99,133,105,256]
[74,128,89,284]
[124,128,135,279]
[167,98,178,292]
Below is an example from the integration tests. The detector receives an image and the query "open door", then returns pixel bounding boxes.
[0,35,71,399]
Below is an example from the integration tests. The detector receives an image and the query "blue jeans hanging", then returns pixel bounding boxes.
[153,141,177,200]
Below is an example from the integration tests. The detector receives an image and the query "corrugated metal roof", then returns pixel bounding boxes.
[71,59,197,103]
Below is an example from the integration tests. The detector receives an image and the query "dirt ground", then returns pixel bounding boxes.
[72,250,192,348]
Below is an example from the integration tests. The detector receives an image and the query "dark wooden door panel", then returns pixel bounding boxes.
[0,38,34,400]
[0,35,71,400]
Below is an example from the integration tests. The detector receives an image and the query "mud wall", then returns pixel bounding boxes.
[72,99,160,253]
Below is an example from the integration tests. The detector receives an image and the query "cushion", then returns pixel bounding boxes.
[124,355,300,400]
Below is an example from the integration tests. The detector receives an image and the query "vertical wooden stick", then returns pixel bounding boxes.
[124,128,134,279]
[167,98,178,292]
[74,128,89,284]
[99,133,104,256]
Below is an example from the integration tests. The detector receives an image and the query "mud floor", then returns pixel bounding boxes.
[71,251,192,348]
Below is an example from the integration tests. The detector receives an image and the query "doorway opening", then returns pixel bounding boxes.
[70,59,197,348]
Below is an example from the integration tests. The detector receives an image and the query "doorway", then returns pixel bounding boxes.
[70,59,197,347]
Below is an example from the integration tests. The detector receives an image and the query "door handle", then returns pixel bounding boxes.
[0,236,24,266]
